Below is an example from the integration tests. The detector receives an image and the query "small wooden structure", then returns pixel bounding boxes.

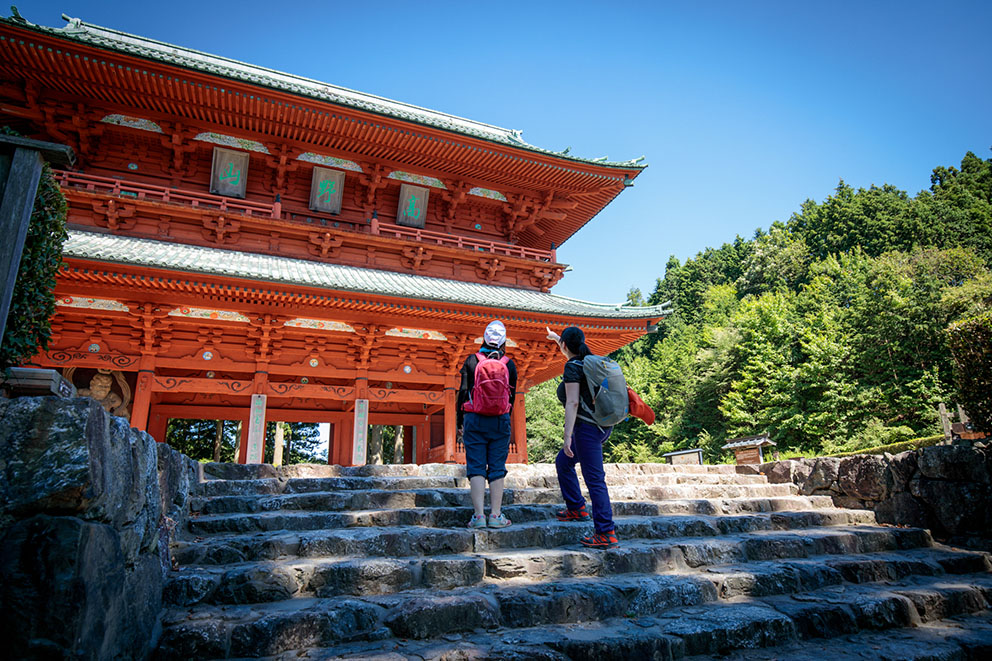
[938,403,989,442]
[1,367,76,398]
[722,434,776,465]
[662,448,704,465]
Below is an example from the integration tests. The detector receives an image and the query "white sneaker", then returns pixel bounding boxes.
[487,513,511,528]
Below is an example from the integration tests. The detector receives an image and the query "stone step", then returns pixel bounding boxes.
[155,572,992,659]
[681,610,992,661]
[480,531,962,583]
[200,461,756,483]
[174,510,905,567]
[165,539,986,609]
[253,608,992,661]
[191,488,831,517]
[187,499,874,536]
[196,476,794,499]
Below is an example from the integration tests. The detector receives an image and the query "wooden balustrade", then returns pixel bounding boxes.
[53,169,557,263]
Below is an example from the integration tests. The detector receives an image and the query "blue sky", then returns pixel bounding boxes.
[18,1,992,304]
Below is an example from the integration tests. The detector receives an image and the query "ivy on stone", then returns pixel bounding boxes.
[0,127,69,369]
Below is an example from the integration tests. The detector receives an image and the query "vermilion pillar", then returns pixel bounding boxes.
[511,392,527,463]
[443,378,457,462]
[336,416,355,466]
[131,369,155,432]
[147,407,169,443]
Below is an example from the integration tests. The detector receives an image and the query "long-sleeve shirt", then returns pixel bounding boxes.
[456,351,518,429]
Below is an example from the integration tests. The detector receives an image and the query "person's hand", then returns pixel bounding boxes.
[563,438,574,458]
[546,326,560,342]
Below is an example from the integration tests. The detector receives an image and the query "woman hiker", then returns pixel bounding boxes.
[457,320,517,529]
[547,325,619,549]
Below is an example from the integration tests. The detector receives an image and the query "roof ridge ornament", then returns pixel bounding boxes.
[9,5,27,24]
[507,129,527,144]
[59,13,84,32]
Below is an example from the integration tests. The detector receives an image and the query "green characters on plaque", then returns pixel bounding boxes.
[309,167,346,214]
[210,147,249,198]
[397,184,429,228]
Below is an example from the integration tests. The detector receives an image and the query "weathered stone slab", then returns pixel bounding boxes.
[838,455,891,501]
[384,593,499,638]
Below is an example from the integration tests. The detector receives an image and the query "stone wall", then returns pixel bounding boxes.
[760,443,992,549]
[0,396,201,660]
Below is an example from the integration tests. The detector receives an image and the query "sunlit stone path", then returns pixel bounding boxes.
[155,462,992,660]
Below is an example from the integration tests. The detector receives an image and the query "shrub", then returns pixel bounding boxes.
[0,153,68,369]
[822,418,917,455]
[830,434,943,458]
[946,310,992,431]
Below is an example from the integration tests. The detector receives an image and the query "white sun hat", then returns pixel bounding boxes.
[484,320,507,347]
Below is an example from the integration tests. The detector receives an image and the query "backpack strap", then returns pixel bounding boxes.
[568,356,597,424]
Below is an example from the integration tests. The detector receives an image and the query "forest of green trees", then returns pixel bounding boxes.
[165,419,325,464]
[527,151,992,463]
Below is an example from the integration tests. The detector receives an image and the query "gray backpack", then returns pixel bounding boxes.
[579,355,629,427]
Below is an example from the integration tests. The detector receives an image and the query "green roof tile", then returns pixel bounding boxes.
[2,13,646,171]
[63,231,671,321]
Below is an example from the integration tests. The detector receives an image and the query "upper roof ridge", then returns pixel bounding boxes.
[3,9,647,170]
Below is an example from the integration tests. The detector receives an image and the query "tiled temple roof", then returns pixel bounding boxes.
[3,11,646,170]
[64,231,671,321]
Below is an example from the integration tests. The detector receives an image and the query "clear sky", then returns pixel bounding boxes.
[17,1,992,304]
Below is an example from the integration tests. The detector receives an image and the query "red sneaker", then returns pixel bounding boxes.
[580,530,619,549]
[556,505,591,522]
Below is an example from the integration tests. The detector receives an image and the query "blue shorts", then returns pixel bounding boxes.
[463,412,511,481]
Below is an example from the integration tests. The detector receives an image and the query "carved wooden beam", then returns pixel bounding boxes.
[263,143,301,195]
[90,198,136,232]
[475,257,505,282]
[440,179,471,230]
[158,123,200,183]
[355,162,387,216]
[400,245,432,271]
[201,214,241,244]
[307,231,343,259]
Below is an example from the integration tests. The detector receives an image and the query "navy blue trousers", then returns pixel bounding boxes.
[555,420,615,534]
[463,412,511,481]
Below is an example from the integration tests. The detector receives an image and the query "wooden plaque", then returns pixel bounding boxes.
[309,167,345,214]
[210,147,249,199]
[352,399,369,465]
[397,184,428,228]
[245,394,267,464]
[734,446,762,465]
[670,451,702,465]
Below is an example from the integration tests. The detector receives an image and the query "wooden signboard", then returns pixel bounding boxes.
[397,184,428,228]
[352,398,369,465]
[733,446,762,465]
[670,451,703,465]
[309,167,345,214]
[245,394,266,463]
[1,367,76,398]
[210,147,249,199]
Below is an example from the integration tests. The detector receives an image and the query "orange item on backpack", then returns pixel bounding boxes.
[462,352,512,415]
[627,387,655,425]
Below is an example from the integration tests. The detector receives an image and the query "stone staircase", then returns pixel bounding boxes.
[155,463,992,660]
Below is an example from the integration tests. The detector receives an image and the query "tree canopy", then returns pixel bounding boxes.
[527,151,992,461]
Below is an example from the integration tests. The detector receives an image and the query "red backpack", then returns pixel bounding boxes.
[462,352,511,416]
